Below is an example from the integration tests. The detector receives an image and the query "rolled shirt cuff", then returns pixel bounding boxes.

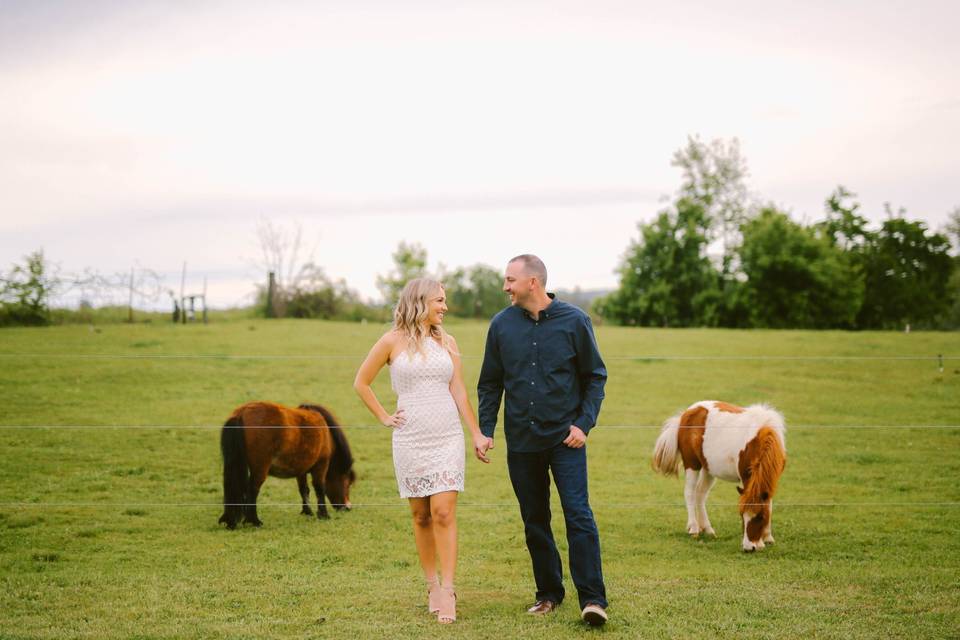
[573,416,595,434]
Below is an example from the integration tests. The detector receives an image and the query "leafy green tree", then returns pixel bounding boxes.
[671,136,754,326]
[444,264,505,319]
[945,206,960,253]
[284,264,361,320]
[0,250,58,326]
[817,186,872,252]
[672,135,751,273]
[857,213,953,329]
[596,198,720,326]
[598,136,753,328]
[376,242,428,304]
[942,206,960,328]
[942,267,960,330]
[738,208,863,329]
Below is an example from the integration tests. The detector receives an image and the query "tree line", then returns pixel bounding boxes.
[4,137,957,329]
[256,240,508,323]
[0,253,165,327]
[596,138,959,330]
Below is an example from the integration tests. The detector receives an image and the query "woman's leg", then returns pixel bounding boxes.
[409,497,437,580]
[429,491,458,586]
[430,491,459,623]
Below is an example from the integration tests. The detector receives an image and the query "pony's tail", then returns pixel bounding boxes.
[219,414,248,529]
[315,406,354,477]
[311,405,339,429]
[652,413,682,476]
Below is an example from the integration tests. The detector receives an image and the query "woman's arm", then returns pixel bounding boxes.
[448,336,492,462]
[353,331,405,428]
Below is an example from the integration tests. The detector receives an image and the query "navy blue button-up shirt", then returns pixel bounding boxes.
[477,296,607,452]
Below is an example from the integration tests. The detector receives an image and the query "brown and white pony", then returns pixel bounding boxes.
[652,401,786,551]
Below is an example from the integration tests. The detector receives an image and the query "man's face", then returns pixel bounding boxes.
[503,261,534,306]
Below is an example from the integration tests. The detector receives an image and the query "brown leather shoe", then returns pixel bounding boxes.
[526,600,559,615]
[581,603,608,626]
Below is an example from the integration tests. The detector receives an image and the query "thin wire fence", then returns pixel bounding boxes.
[0,353,955,361]
[2,501,959,509]
[2,351,956,513]
[1,424,957,430]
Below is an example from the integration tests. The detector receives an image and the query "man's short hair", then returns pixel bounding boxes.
[509,254,548,288]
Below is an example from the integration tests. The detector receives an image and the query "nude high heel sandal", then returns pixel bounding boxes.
[437,586,456,624]
[426,577,441,615]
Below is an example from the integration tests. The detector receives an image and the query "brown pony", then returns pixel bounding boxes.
[218,402,356,529]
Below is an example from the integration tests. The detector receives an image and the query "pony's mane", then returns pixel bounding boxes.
[740,426,786,507]
[299,404,354,476]
[743,404,787,442]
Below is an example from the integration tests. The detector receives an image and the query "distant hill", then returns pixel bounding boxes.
[553,288,613,312]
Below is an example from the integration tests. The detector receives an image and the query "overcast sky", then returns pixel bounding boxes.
[2,0,958,308]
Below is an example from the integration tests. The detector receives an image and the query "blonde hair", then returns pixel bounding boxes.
[393,278,454,357]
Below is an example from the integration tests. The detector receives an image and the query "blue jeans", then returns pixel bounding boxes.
[507,442,607,609]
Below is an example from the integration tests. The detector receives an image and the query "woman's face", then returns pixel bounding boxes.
[426,288,448,326]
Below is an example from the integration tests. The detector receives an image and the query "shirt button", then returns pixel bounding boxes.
[530,381,535,385]
[529,401,534,405]
[531,362,536,366]
[533,342,537,346]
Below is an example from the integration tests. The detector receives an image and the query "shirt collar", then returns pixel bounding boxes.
[523,293,556,321]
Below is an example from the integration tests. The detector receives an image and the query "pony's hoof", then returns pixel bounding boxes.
[704,528,717,538]
[317,512,330,520]
[301,508,313,516]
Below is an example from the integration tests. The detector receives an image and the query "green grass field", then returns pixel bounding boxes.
[1,318,958,639]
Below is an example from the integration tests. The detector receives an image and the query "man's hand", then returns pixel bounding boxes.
[474,435,494,463]
[562,425,587,448]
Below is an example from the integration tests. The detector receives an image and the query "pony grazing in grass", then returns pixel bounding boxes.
[218,402,356,529]
[652,401,786,552]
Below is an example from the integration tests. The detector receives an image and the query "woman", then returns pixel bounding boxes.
[354,278,490,624]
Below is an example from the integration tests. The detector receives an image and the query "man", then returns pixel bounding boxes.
[475,254,608,626]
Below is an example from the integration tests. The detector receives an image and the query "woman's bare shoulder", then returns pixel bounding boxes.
[380,329,405,343]
[382,329,411,354]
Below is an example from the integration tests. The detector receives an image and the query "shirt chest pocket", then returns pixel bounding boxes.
[539,333,576,391]
[500,335,529,371]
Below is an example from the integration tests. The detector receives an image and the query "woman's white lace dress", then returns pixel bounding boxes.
[389,338,465,498]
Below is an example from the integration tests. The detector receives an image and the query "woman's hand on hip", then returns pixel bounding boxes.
[382,409,406,429]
